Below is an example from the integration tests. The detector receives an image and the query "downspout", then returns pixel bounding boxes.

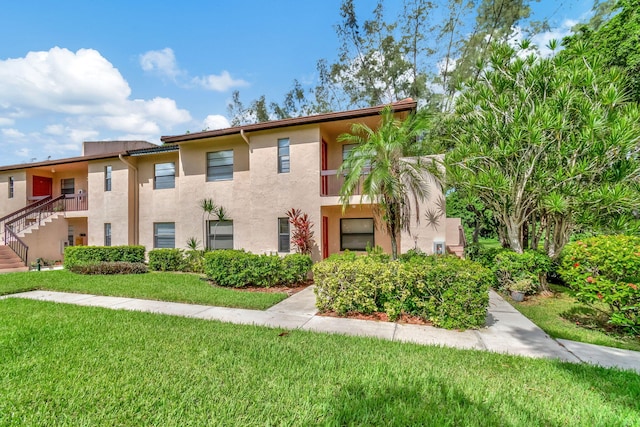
[240,129,250,146]
[119,154,139,245]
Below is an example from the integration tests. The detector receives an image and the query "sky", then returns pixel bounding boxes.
[0,0,593,167]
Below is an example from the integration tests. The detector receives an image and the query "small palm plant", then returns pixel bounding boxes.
[199,198,216,250]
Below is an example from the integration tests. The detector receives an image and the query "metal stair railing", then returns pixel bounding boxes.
[2,195,66,265]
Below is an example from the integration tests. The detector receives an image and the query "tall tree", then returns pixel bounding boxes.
[338,107,432,259]
[445,41,640,257]
[562,0,640,103]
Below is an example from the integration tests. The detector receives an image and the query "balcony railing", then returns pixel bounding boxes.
[320,169,363,197]
[63,193,88,211]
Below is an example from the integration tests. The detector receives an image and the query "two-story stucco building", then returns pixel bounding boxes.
[0,100,464,271]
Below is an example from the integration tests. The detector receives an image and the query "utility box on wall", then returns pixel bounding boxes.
[433,240,445,255]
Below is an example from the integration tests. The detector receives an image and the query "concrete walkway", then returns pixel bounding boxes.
[3,287,640,373]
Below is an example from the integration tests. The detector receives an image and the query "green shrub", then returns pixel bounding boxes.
[64,246,145,268]
[398,248,429,262]
[204,250,312,287]
[325,250,358,262]
[68,262,148,275]
[559,235,640,333]
[184,250,206,274]
[491,250,552,293]
[281,253,313,285]
[469,246,509,268]
[148,249,185,272]
[313,255,492,329]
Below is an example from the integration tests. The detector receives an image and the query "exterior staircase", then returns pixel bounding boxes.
[0,245,28,273]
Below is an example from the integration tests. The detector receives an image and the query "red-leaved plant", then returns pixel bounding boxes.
[286,208,314,255]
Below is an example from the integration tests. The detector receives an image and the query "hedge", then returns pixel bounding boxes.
[313,255,492,329]
[559,235,640,333]
[148,249,185,272]
[67,262,148,275]
[64,246,145,268]
[204,250,312,287]
[491,250,552,293]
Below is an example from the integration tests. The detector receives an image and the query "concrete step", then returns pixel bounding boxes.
[0,245,27,271]
[447,245,464,258]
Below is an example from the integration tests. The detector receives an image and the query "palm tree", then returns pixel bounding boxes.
[199,198,216,250]
[338,106,431,259]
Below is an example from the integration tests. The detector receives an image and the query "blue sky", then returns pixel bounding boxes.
[0,0,592,166]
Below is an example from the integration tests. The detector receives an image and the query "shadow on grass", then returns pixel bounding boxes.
[320,380,566,426]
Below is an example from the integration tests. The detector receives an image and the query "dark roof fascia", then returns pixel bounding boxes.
[160,99,417,144]
[0,152,126,173]
[126,144,179,156]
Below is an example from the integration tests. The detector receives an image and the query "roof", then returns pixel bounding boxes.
[160,99,417,144]
[0,143,175,172]
[0,151,128,172]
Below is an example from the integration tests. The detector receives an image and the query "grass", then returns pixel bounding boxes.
[0,270,287,310]
[509,283,640,352]
[0,299,638,426]
[477,237,502,249]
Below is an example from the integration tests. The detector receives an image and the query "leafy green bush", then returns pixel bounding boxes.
[314,255,492,329]
[467,245,508,268]
[398,248,429,262]
[559,235,640,333]
[68,262,148,275]
[281,254,313,284]
[64,246,145,269]
[148,249,185,272]
[204,250,312,287]
[184,250,206,274]
[491,250,552,293]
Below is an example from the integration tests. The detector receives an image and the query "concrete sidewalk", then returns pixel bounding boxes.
[3,287,640,373]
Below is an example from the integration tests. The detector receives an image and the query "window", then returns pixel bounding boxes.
[154,223,175,248]
[342,143,371,172]
[61,178,75,195]
[278,217,290,252]
[104,223,112,246]
[208,220,233,250]
[154,163,175,189]
[207,150,233,181]
[340,218,374,251]
[8,176,14,199]
[67,225,74,247]
[278,138,290,173]
[105,165,112,191]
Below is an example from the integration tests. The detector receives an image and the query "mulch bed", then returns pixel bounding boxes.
[208,280,313,297]
[318,310,433,326]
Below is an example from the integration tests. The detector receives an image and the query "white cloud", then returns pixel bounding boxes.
[2,128,25,138]
[0,47,192,160]
[139,48,182,80]
[193,71,249,92]
[531,19,578,57]
[202,114,230,130]
[140,47,248,92]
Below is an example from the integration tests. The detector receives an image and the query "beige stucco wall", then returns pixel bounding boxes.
[0,170,27,218]
[87,159,131,246]
[138,152,182,250]
[21,215,68,264]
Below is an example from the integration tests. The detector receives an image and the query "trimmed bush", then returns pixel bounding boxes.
[148,249,185,272]
[491,250,552,293]
[64,245,145,269]
[184,250,206,274]
[281,254,313,284]
[68,262,148,275]
[204,250,312,287]
[314,255,492,329]
[559,235,640,333]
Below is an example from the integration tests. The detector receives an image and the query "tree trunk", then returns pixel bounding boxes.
[505,219,523,253]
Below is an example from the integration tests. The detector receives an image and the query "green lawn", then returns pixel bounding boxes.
[509,284,640,352]
[0,270,286,310]
[0,299,638,426]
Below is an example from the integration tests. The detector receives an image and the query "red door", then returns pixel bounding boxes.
[32,176,52,197]
[322,216,329,259]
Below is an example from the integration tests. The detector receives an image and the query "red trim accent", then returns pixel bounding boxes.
[322,216,329,259]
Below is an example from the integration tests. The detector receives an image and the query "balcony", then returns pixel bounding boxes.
[63,193,88,211]
[320,169,363,197]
